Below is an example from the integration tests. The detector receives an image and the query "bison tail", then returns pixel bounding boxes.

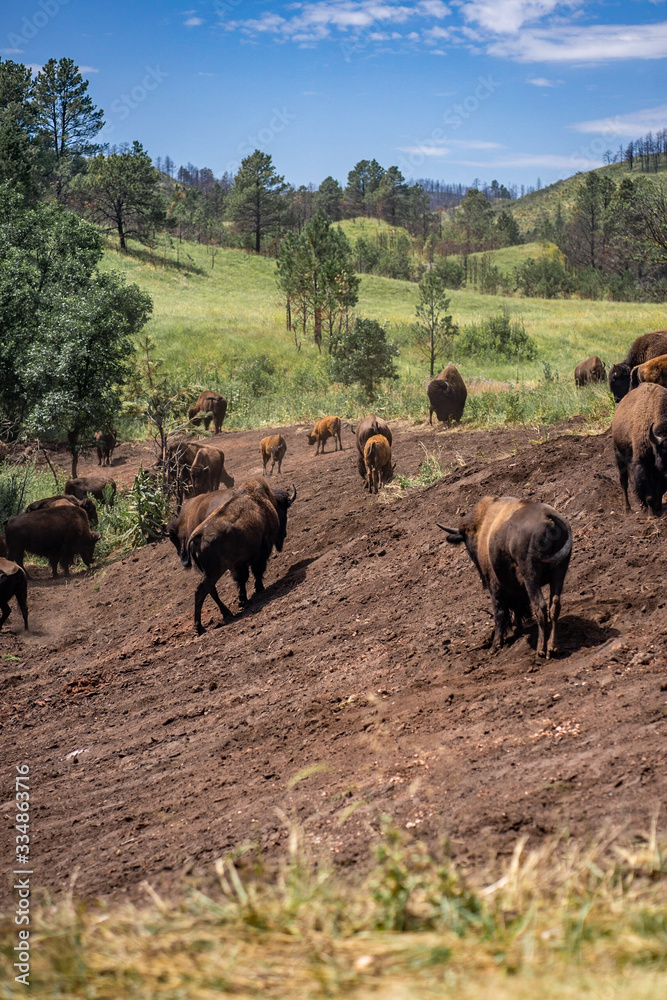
[541,513,573,565]
[188,534,204,573]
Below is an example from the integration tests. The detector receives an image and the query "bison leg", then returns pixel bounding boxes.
[524,579,549,657]
[12,574,28,630]
[546,595,561,659]
[0,601,9,628]
[250,552,270,596]
[231,564,250,606]
[50,559,59,579]
[203,413,213,431]
[194,578,232,634]
[489,586,511,652]
[429,408,434,426]
[615,448,632,512]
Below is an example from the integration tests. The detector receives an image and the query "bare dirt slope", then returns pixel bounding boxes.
[2,419,666,903]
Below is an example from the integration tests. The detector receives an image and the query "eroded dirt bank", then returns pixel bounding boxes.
[1,418,666,902]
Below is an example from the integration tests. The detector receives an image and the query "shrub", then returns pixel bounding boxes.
[515,255,572,298]
[456,310,538,362]
[330,318,399,400]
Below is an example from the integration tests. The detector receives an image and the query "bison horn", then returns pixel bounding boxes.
[650,423,667,447]
[288,485,297,504]
[436,523,458,534]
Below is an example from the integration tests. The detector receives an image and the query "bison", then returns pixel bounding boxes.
[165,439,201,502]
[166,489,233,567]
[94,429,117,466]
[191,445,235,495]
[611,381,667,516]
[188,391,228,434]
[0,534,8,558]
[65,475,116,505]
[25,494,98,527]
[187,478,297,633]
[427,365,467,425]
[308,416,342,454]
[574,356,606,388]
[355,414,392,483]
[6,505,100,578]
[609,330,667,403]
[438,496,573,659]
[0,558,28,631]
[630,353,667,390]
[260,435,287,476]
[364,434,392,494]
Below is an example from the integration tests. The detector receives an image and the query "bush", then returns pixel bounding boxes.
[330,318,399,400]
[515,255,572,298]
[434,258,465,289]
[456,310,538,362]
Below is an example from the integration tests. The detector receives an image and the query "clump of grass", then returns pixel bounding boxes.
[395,444,450,490]
[7,818,667,999]
[95,469,171,559]
[0,461,64,523]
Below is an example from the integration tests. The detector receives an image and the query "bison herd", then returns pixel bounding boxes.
[2,333,667,659]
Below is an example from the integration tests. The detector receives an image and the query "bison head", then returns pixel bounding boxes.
[609,363,631,403]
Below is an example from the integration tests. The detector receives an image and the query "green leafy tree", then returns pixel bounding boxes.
[32,58,104,199]
[27,272,151,475]
[77,141,165,250]
[125,334,188,470]
[227,150,287,253]
[276,213,359,352]
[331,318,399,400]
[316,176,343,220]
[414,271,458,377]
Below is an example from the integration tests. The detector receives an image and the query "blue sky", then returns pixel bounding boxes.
[2,0,666,190]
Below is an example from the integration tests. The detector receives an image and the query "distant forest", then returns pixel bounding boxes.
[1,55,665,301]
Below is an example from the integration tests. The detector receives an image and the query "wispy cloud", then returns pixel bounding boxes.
[398,138,504,156]
[526,76,561,86]
[460,0,567,36]
[452,152,603,169]
[570,102,667,137]
[80,66,99,73]
[184,16,204,26]
[488,22,667,62]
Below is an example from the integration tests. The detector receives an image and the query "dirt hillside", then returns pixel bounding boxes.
[1,418,666,903]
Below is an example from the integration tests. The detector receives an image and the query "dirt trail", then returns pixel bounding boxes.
[1,418,666,903]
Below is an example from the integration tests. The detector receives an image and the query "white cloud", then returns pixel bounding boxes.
[184,16,204,26]
[570,103,667,137]
[224,1,450,41]
[26,64,43,75]
[452,152,603,169]
[460,0,566,35]
[488,22,667,62]
[398,138,504,155]
[526,76,561,86]
[0,47,23,55]
[80,66,99,73]
[399,144,451,156]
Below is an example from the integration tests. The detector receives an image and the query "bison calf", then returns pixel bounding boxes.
[611,381,667,516]
[0,559,28,631]
[187,478,297,633]
[260,435,287,476]
[439,496,572,658]
[6,505,100,578]
[364,434,392,494]
[355,415,392,483]
[308,416,342,454]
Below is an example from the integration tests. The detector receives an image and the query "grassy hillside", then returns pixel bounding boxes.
[504,160,667,233]
[100,237,666,430]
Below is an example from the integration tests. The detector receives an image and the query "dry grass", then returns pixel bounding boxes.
[2,818,666,999]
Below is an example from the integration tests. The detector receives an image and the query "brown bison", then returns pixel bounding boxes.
[608,330,667,403]
[187,478,297,633]
[611,381,667,515]
[6,505,100,578]
[308,416,342,454]
[355,414,392,482]
[574,356,606,387]
[0,558,28,631]
[165,439,201,502]
[191,445,235,495]
[94,429,117,466]
[65,475,116,505]
[188,391,228,434]
[0,534,7,558]
[260,435,287,476]
[630,353,667,390]
[25,494,98,527]
[438,496,573,658]
[364,434,392,494]
[427,364,467,425]
[166,489,233,567]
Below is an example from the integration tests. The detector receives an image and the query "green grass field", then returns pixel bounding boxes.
[99,236,666,431]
